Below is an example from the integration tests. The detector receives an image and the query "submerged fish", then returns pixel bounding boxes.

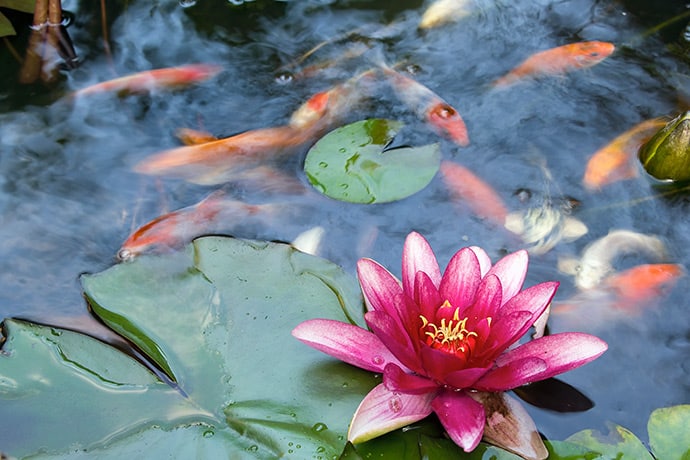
[134,125,312,185]
[558,229,668,290]
[289,69,377,132]
[71,64,222,97]
[504,204,588,255]
[492,41,615,88]
[380,65,469,146]
[419,0,473,30]
[117,191,274,260]
[439,160,507,224]
[583,118,667,190]
[552,263,683,326]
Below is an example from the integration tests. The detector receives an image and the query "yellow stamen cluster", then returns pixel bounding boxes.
[420,300,478,356]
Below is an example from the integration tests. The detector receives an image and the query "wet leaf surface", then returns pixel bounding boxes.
[304,119,440,203]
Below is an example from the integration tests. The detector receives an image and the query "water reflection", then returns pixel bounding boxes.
[0,0,688,447]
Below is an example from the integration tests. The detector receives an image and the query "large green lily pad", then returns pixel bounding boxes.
[648,405,690,460]
[304,119,441,204]
[0,236,377,458]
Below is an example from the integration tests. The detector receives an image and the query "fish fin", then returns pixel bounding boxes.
[557,256,580,275]
[561,217,588,240]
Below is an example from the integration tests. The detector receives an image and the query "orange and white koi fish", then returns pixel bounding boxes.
[552,263,683,326]
[583,118,667,189]
[117,191,271,260]
[289,69,377,132]
[72,63,222,97]
[492,41,615,88]
[558,229,668,290]
[380,66,469,146]
[603,263,683,307]
[439,160,508,224]
[419,0,473,30]
[134,125,312,185]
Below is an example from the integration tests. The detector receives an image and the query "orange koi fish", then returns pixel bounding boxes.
[492,41,615,88]
[552,263,683,325]
[583,118,667,189]
[439,160,508,225]
[134,125,312,185]
[604,263,683,307]
[381,66,469,146]
[117,191,268,260]
[289,68,377,131]
[72,63,222,97]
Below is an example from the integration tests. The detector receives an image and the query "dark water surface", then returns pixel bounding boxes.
[1,0,689,447]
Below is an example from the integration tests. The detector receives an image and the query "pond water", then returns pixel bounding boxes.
[0,0,689,451]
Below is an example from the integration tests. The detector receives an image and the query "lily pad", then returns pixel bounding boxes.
[565,423,654,460]
[648,405,690,460]
[0,236,377,458]
[304,118,441,204]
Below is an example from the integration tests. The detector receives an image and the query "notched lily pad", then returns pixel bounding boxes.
[565,423,654,460]
[0,236,377,458]
[304,118,441,204]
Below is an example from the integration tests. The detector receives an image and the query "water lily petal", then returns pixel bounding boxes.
[443,365,493,389]
[292,319,405,372]
[473,356,547,391]
[383,363,440,394]
[419,343,469,379]
[431,389,486,452]
[348,383,435,444]
[440,247,481,310]
[487,250,528,304]
[493,332,608,382]
[402,232,442,298]
[496,281,558,325]
[365,311,422,374]
[478,310,534,362]
[469,246,492,277]
[414,271,442,320]
[358,258,406,320]
[469,392,548,460]
[466,274,503,321]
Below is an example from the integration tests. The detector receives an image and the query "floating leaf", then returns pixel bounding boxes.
[648,405,690,460]
[304,118,441,204]
[544,440,602,459]
[565,423,654,460]
[0,236,377,458]
[0,11,14,37]
[639,111,690,182]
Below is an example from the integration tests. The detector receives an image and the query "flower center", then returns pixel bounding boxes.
[419,300,478,357]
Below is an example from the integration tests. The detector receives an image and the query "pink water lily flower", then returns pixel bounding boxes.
[292,232,607,458]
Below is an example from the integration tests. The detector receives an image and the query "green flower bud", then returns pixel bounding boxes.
[639,111,690,182]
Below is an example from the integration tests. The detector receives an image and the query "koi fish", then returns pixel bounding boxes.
[557,229,668,290]
[552,263,683,326]
[504,204,588,255]
[604,263,683,306]
[71,63,222,97]
[439,160,508,224]
[419,0,473,30]
[117,191,273,260]
[134,125,312,185]
[583,118,667,189]
[289,69,377,132]
[491,41,615,88]
[380,65,469,146]
[291,226,326,256]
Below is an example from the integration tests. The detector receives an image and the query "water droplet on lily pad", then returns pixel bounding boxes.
[312,422,328,432]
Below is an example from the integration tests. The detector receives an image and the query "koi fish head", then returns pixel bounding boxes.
[289,90,331,129]
[570,41,615,69]
[427,103,470,146]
